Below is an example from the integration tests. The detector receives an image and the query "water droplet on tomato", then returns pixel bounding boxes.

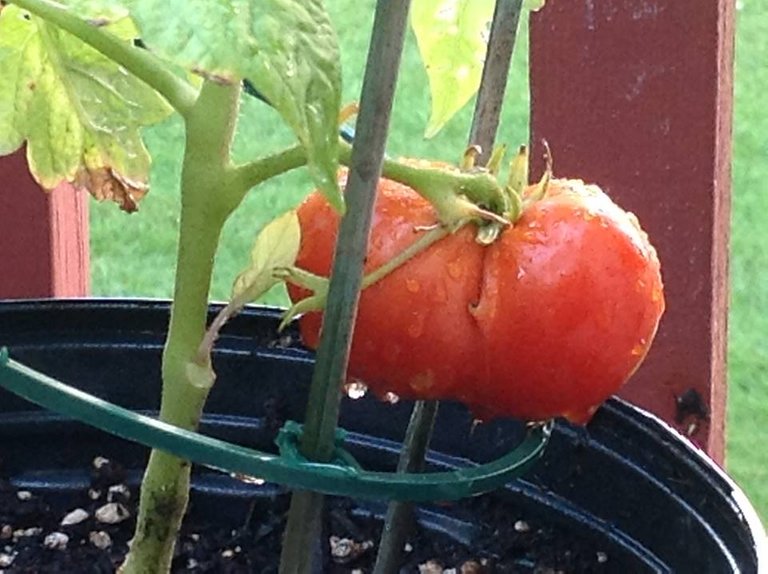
[409,371,435,392]
[447,260,463,279]
[408,315,425,338]
[406,278,420,293]
[516,267,527,280]
[371,235,384,250]
[521,231,544,244]
[382,392,400,404]
[434,284,448,303]
[344,380,368,400]
[631,338,648,357]
[636,278,647,291]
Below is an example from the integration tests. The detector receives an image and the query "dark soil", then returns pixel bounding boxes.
[0,456,612,574]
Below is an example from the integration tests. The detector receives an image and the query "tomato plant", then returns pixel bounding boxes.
[0,0,667,571]
[290,174,664,424]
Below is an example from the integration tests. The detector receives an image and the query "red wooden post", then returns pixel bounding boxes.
[529,1,734,462]
[0,149,89,298]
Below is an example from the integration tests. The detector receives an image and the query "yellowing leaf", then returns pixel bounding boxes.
[411,0,495,138]
[0,6,172,211]
[231,211,302,307]
[75,166,146,213]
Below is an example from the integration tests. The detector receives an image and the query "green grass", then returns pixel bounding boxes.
[90,0,531,305]
[725,2,768,522]
[89,3,767,522]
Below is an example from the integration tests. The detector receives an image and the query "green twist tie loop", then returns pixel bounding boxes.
[276,420,363,474]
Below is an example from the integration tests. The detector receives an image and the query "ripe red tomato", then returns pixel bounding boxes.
[467,180,665,423]
[290,172,485,402]
[289,173,664,424]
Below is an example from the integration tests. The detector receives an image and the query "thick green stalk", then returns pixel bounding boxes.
[118,80,241,574]
[9,0,198,116]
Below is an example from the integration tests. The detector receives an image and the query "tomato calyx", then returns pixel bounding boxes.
[338,141,511,233]
[273,267,329,332]
[280,142,557,328]
[502,142,554,223]
[345,142,552,242]
[279,143,558,327]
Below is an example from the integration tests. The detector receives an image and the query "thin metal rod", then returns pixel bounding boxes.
[279,2,413,573]
[468,0,524,163]
[372,401,439,574]
[300,0,412,470]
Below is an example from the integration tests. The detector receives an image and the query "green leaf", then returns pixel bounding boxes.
[0,5,171,211]
[411,0,495,138]
[129,0,344,211]
[231,210,302,307]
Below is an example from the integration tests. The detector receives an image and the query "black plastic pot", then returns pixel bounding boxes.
[0,299,765,572]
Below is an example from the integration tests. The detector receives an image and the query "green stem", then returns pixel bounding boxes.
[384,157,505,214]
[228,144,308,203]
[277,225,453,330]
[340,141,507,222]
[372,400,439,574]
[118,80,242,574]
[362,226,449,287]
[9,0,197,116]
[234,139,506,227]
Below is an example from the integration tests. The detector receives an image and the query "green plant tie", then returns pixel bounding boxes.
[0,348,551,502]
